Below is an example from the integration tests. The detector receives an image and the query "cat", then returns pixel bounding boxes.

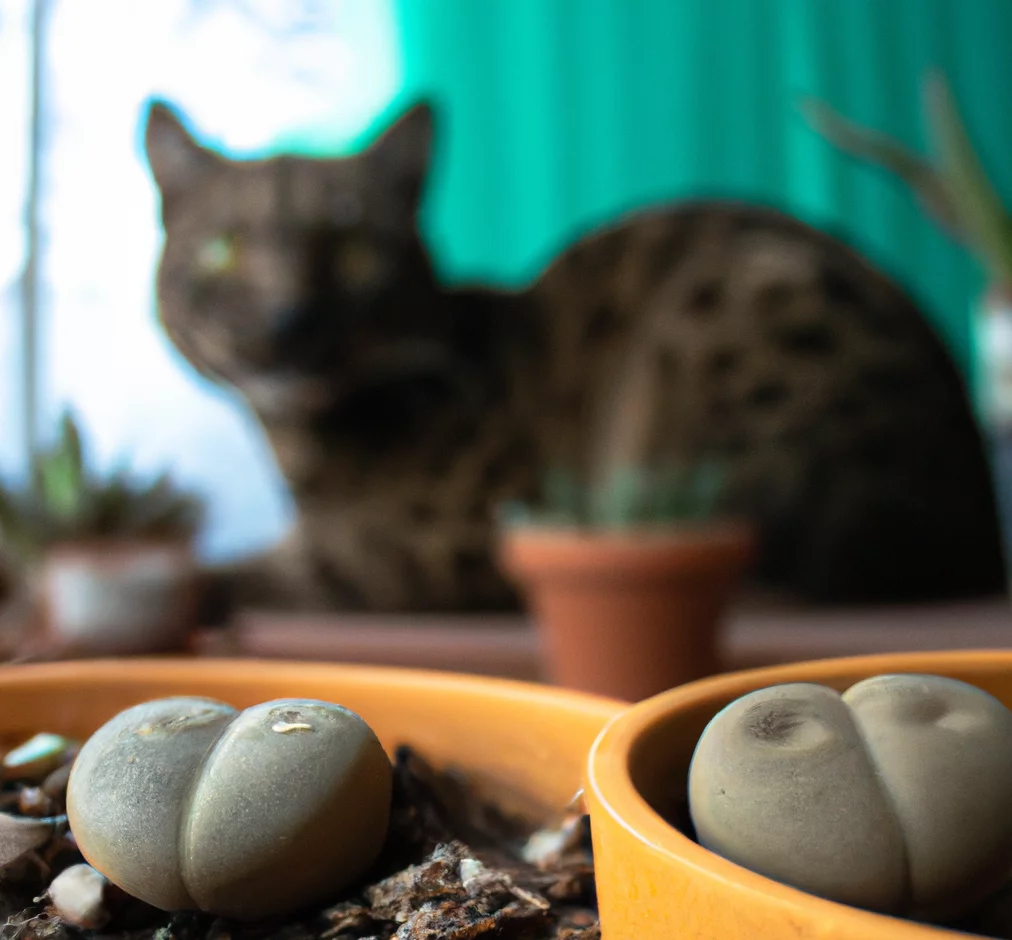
[142,97,1005,613]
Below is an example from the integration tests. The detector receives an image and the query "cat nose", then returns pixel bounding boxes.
[268,306,312,344]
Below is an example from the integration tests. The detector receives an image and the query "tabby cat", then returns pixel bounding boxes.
[143,98,1005,612]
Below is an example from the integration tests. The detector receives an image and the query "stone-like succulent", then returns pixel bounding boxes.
[688,674,1012,922]
[66,696,392,921]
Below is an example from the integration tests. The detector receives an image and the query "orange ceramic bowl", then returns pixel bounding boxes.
[586,649,1012,940]
[0,658,622,821]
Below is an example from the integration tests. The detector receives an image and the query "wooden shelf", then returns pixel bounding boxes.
[193,596,1012,681]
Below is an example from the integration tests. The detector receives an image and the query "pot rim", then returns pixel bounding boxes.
[498,518,755,572]
[0,656,623,719]
[499,517,753,543]
[43,538,194,558]
[586,648,1012,938]
[0,657,627,866]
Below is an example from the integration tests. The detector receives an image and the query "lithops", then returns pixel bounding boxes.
[688,673,1012,921]
[67,696,392,921]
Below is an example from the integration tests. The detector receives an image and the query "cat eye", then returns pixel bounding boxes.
[197,234,239,275]
[334,239,386,291]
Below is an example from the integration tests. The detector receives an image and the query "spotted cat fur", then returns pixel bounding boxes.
[143,99,1005,612]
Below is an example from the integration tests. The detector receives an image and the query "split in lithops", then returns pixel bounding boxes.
[66,696,393,921]
[687,673,1012,922]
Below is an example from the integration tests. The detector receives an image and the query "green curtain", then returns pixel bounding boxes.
[289,0,1012,384]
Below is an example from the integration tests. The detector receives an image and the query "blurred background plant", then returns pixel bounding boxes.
[0,410,203,574]
[804,73,1012,288]
[806,71,1012,593]
[500,460,729,532]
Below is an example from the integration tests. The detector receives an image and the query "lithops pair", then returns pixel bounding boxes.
[688,673,1012,921]
[67,696,392,921]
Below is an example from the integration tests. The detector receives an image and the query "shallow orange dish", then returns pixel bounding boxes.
[585,649,1012,940]
[0,658,623,823]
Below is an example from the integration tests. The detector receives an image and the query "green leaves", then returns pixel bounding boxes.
[36,411,87,523]
[803,73,1012,286]
[924,74,1012,286]
[0,410,203,570]
[800,97,963,237]
[505,459,729,531]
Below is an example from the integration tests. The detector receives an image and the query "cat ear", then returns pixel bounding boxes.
[143,99,217,203]
[369,102,435,208]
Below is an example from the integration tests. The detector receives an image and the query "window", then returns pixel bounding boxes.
[25,0,401,561]
[0,0,32,481]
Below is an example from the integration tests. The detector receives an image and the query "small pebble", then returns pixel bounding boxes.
[46,863,111,930]
[3,734,76,783]
[18,787,54,817]
[521,814,586,869]
[459,858,485,892]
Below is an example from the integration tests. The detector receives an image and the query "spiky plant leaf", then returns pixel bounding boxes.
[123,472,203,537]
[38,452,81,522]
[0,486,37,563]
[57,411,84,479]
[802,97,964,236]
[0,414,202,575]
[688,459,729,520]
[32,411,88,522]
[543,466,584,526]
[510,456,731,532]
[496,499,531,528]
[607,466,650,527]
[924,73,1012,286]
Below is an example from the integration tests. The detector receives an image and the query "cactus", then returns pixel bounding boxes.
[803,71,1012,286]
[500,458,729,531]
[0,410,203,568]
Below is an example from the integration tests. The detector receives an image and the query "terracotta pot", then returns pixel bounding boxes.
[39,540,197,656]
[498,523,755,702]
[0,658,622,821]
[585,649,1012,940]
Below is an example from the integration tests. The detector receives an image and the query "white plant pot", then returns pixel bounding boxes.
[41,540,197,655]
[973,284,1012,592]
[975,285,1012,428]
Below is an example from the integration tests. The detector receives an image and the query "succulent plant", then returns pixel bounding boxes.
[0,410,203,569]
[803,72,1012,286]
[500,459,729,531]
[688,673,1012,921]
[67,696,393,921]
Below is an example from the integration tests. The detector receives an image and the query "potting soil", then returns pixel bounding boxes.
[0,742,598,940]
